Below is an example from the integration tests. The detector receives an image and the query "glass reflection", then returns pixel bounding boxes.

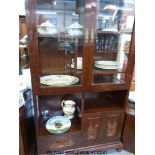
[94,0,134,84]
[36,0,84,87]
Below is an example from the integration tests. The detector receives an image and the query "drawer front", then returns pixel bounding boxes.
[102,111,125,142]
[83,114,102,142]
[38,132,82,154]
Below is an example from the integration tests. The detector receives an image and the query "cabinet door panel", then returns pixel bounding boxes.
[34,0,88,90]
[89,0,135,85]
[83,115,102,142]
[103,111,124,141]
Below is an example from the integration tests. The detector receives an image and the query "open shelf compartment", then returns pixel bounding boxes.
[84,90,127,114]
[37,93,82,136]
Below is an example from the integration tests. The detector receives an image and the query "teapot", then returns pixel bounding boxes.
[61,100,76,119]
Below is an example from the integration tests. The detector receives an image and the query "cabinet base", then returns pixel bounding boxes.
[66,142,123,154]
[39,142,123,155]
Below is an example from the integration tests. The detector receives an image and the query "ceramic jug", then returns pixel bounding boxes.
[61,100,76,119]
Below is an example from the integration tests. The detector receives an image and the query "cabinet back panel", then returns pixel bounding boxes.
[84,91,127,113]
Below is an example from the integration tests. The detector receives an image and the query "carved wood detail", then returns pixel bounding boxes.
[85,117,101,141]
[104,112,122,138]
[87,122,99,140]
[50,137,74,149]
[106,119,118,137]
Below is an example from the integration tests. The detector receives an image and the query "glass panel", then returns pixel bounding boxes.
[93,0,134,84]
[36,0,84,87]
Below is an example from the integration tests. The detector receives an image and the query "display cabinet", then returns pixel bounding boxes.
[25,0,135,154]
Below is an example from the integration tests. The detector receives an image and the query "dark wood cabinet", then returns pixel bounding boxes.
[122,113,135,153]
[25,0,135,154]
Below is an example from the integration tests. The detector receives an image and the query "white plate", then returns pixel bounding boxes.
[94,64,120,70]
[40,75,79,86]
[102,28,118,32]
[119,28,132,33]
[46,116,71,134]
[95,60,119,66]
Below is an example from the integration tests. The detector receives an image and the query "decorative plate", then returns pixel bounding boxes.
[95,60,119,66]
[40,75,79,86]
[46,116,71,134]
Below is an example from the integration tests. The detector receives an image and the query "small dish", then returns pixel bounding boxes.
[46,116,71,134]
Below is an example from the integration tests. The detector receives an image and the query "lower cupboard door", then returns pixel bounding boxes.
[83,115,102,143]
[102,111,125,142]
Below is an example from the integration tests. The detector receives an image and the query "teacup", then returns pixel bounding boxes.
[71,57,82,69]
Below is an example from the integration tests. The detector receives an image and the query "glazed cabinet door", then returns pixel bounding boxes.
[83,114,102,143]
[87,0,135,86]
[26,0,92,93]
[102,111,125,142]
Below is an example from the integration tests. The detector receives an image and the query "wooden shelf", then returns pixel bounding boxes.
[93,68,125,75]
[40,67,125,76]
[97,29,132,35]
[93,74,124,84]
[39,114,81,136]
[97,30,118,34]
[38,34,83,39]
